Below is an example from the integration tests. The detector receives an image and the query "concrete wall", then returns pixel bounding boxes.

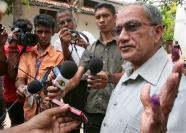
[0,5,99,39]
[76,13,99,39]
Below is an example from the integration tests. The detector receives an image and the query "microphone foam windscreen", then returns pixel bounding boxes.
[89,57,103,75]
[27,80,43,94]
[58,61,78,79]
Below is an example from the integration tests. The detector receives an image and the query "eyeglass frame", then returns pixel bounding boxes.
[114,20,160,35]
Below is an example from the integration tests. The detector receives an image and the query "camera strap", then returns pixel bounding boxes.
[79,32,89,44]
[34,58,42,79]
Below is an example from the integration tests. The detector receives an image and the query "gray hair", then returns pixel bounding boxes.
[123,2,163,25]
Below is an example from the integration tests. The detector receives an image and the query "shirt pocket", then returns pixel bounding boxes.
[123,124,138,133]
[110,57,123,73]
[121,110,140,133]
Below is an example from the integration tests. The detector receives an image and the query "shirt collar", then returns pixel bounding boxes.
[96,33,117,45]
[122,47,169,86]
[32,44,53,57]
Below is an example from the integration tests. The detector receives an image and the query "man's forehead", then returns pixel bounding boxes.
[116,5,146,24]
[95,7,112,15]
[118,5,144,17]
[57,11,72,19]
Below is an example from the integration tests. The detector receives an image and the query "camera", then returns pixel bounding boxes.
[69,30,79,43]
[10,27,38,47]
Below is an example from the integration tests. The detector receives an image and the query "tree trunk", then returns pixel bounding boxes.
[13,0,23,22]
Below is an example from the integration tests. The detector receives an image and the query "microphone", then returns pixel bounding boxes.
[23,80,43,97]
[89,57,103,75]
[0,80,42,120]
[52,61,78,91]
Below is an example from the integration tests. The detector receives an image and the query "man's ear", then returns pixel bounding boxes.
[154,25,164,44]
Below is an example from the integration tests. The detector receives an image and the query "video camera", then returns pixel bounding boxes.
[9,26,38,46]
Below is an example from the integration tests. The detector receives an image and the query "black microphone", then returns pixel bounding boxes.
[0,80,42,120]
[23,80,43,97]
[89,57,103,75]
[52,61,78,91]
[58,60,78,79]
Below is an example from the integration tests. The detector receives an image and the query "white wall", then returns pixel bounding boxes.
[174,4,186,58]
[76,13,99,39]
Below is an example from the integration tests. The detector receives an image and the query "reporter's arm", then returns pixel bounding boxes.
[0,106,81,133]
[15,77,26,97]
[0,30,7,75]
[59,27,73,61]
[15,53,28,96]
[6,41,19,79]
[0,121,31,133]
[0,45,6,75]
[63,66,85,95]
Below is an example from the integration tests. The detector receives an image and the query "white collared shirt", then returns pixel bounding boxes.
[101,47,186,133]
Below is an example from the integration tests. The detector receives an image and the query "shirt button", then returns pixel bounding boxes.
[103,122,107,127]
[113,102,117,106]
[124,82,128,86]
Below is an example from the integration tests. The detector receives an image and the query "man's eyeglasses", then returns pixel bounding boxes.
[115,21,158,35]
[59,18,73,26]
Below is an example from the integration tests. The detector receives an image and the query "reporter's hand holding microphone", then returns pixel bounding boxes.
[46,61,78,101]
[87,57,110,89]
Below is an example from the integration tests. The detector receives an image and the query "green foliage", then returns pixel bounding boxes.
[4,0,30,14]
[137,0,182,41]
[4,0,13,14]
[161,2,177,41]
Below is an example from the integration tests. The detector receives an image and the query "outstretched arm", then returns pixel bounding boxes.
[0,105,81,133]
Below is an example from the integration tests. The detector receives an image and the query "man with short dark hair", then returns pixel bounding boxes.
[16,14,63,120]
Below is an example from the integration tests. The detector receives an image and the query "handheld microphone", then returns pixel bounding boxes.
[52,61,78,91]
[89,57,103,75]
[0,80,42,120]
[23,80,43,97]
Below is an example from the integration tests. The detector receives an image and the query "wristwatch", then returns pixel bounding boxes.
[107,72,112,83]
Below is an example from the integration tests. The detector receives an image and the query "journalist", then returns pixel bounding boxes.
[2,19,35,126]
[15,14,63,121]
[52,8,95,64]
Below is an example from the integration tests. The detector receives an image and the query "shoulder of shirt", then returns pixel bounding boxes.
[48,47,63,60]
